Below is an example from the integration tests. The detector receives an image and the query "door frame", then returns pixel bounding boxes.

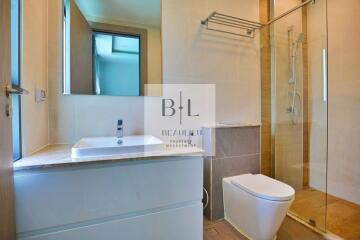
[0,0,16,239]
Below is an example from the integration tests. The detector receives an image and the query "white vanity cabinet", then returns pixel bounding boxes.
[14,156,203,240]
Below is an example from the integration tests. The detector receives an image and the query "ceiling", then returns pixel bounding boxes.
[75,0,161,28]
[94,33,140,63]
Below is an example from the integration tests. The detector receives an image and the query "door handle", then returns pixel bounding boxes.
[6,84,29,97]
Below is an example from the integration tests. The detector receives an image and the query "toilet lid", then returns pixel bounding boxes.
[230,174,295,201]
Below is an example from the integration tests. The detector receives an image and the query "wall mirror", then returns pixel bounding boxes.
[63,0,162,96]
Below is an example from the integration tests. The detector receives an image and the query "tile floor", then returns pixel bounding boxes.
[204,216,324,240]
[290,188,360,240]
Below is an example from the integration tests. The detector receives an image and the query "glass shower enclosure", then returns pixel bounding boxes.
[269,0,328,232]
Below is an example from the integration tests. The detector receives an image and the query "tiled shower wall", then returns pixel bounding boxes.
[203,125,260,220]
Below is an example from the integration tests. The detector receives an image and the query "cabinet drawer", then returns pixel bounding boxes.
[15,156,203,234]
[18,203,203,240]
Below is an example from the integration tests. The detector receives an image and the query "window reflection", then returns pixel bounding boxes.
[93,32,140,96]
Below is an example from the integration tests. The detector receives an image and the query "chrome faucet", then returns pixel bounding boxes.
[116,119,123,144]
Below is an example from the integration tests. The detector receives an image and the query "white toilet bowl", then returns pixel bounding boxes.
[223,174,295,240]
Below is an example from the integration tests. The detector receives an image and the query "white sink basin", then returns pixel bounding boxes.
[72,135,164,159]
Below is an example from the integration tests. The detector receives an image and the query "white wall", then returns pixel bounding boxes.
[327,0,360,205]
[21,0,49,156]
[48,0,261,144]
[162,0,261,124]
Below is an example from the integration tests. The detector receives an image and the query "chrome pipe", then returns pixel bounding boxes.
[208,19,256,31]
[265,0,315,26]
[214,12,263,26]
[211,16,261,28]
[205,26,255,38]
[201,11,216,25]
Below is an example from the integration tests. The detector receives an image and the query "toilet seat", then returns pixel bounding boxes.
[230,174,295,201]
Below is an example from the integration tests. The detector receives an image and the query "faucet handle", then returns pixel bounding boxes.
[117,119,123,128]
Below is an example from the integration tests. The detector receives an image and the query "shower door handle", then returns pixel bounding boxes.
[322,48,328,102]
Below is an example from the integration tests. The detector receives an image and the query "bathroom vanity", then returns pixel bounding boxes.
[14,145,203,240]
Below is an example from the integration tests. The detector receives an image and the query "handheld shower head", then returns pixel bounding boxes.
[288,32,304,124]
[292,33,304,56]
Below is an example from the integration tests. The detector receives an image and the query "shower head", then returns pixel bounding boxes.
[296,33,305,44]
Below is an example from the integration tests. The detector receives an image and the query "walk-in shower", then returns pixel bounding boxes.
[270,0,329,233]
[269,1,360,238]
[204,0,331,234]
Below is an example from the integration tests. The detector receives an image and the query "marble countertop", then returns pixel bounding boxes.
[13,145,204,171]
[202,122,261,128]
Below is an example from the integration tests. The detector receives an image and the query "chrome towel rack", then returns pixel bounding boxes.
[201,12,263,38]
[201,0,315,38]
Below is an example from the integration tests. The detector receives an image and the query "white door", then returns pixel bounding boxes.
[0,0,16,238]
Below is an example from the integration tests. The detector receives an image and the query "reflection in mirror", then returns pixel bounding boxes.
[63,0,162,96]
[93,32,140,96]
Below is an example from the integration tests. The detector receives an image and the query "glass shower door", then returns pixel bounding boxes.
[270,0,328,232]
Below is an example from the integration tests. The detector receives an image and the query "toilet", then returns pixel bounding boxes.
[223,174,295,240]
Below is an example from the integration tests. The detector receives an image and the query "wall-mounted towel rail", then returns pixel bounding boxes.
[201,12,262,38]
[201,0,315,38]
